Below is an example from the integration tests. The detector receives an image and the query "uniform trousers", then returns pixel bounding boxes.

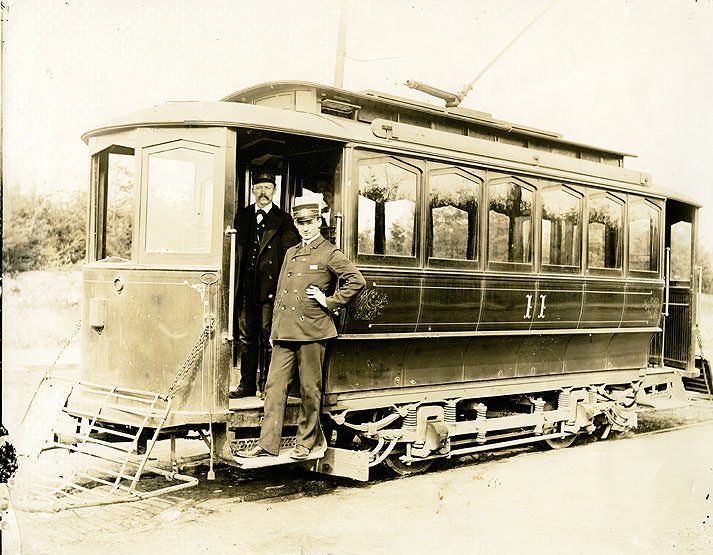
[237,294,274,391]
[258,340,326,455]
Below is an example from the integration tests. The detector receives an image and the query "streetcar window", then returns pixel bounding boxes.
[428,171,479,262]
[628,199,660,273]
[670,220,692,281]
[488,180,533,265]
[357,160,417,257]
[587,193,623,270]
[541,186,581,271]
[94,146,135,262]
[145,148,214,254]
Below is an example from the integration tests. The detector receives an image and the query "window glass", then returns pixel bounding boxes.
[429,172,479,261]
[670,221,692,281]
[103,151,135,260]
[488,181,532,263]
[358,161,417,257]
[629,200,660,272]
[541,187,581,268]
[145,148,214,254]
[588,194,623,269]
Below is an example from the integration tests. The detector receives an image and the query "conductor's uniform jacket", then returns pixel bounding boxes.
[271,235,365,341]
[258,235,365,455]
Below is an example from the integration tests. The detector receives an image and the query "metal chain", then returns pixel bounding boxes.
[165,316,215,399]
[20,319,83,427]
[50,319,83,373]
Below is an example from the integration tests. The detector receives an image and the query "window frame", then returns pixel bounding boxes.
[586,190,625,277]
[138,139,225,266]
[353,153,422,268]
[91,144,137,263]
[426,165,483,270]
[539,183,583,275]
[627,195,662,278]
[486,174,536,273]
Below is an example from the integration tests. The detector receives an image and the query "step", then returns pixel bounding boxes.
[232,446,326,469]
[228,395,301,411]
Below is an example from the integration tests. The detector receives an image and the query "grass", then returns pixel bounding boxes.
[2,270,82,366]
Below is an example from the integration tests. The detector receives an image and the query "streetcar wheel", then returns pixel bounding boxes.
[384,454,433,476]
[543,433,577,449]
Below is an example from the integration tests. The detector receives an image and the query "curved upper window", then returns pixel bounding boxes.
[628,198,660,273]
[357,159,418,258]
[588,193,623,271]
[428,171,480,262]
[541,186,581,271]
[488,179,533,267]
[145,148,214,254]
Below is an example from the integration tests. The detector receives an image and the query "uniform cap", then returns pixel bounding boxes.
[252,169,277,186]
[292,202,321,222]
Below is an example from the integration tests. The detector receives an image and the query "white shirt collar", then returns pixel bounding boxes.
[255,202,273,214]
[303,234,320,247]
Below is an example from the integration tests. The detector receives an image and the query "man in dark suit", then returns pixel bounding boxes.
[231,169,299,398]
[240,200,365,460]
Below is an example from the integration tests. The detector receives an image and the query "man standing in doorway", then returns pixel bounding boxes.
[240,200,365,460]
[231,169,299,398]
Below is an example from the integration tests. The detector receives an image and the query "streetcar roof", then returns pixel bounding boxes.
[222,81,636,158]
[81,81,698,206]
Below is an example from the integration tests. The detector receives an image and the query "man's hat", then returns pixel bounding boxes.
[252,169,277,186]
[292,202,321,223]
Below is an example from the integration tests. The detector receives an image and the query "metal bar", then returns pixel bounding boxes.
[697,265,702,328]
[226,226,237,341]
[75,382,169,401]
[128,399,173,492]
[334,214,343,248]
[52,443,142,466]
[84,424,136,440]
[59,431,135,453]
[448,432,572,457]
[54,470,199,511]
[664,247,671,316]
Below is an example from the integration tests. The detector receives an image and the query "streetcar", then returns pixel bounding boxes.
[61,80,701,484]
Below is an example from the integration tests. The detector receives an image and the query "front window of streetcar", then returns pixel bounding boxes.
[145,148,214,254]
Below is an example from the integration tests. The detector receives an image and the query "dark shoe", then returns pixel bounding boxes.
[238,445,273,458]
[229,386,256,399]
[289,445,311,460]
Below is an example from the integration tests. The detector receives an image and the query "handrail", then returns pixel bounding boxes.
[663,247,671,317]
[225,226,237,341]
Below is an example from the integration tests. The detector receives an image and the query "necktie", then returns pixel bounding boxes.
[256,209,265,225]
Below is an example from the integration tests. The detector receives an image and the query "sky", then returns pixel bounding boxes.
[3,0,713,244]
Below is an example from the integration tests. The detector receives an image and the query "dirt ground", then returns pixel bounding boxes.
[4,402,713,555]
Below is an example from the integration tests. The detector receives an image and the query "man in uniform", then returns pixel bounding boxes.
[240,200,365,460]
[231,169,299,398]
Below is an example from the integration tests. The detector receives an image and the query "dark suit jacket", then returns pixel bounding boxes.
[271,235,366,341]
[233,204,299,302]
